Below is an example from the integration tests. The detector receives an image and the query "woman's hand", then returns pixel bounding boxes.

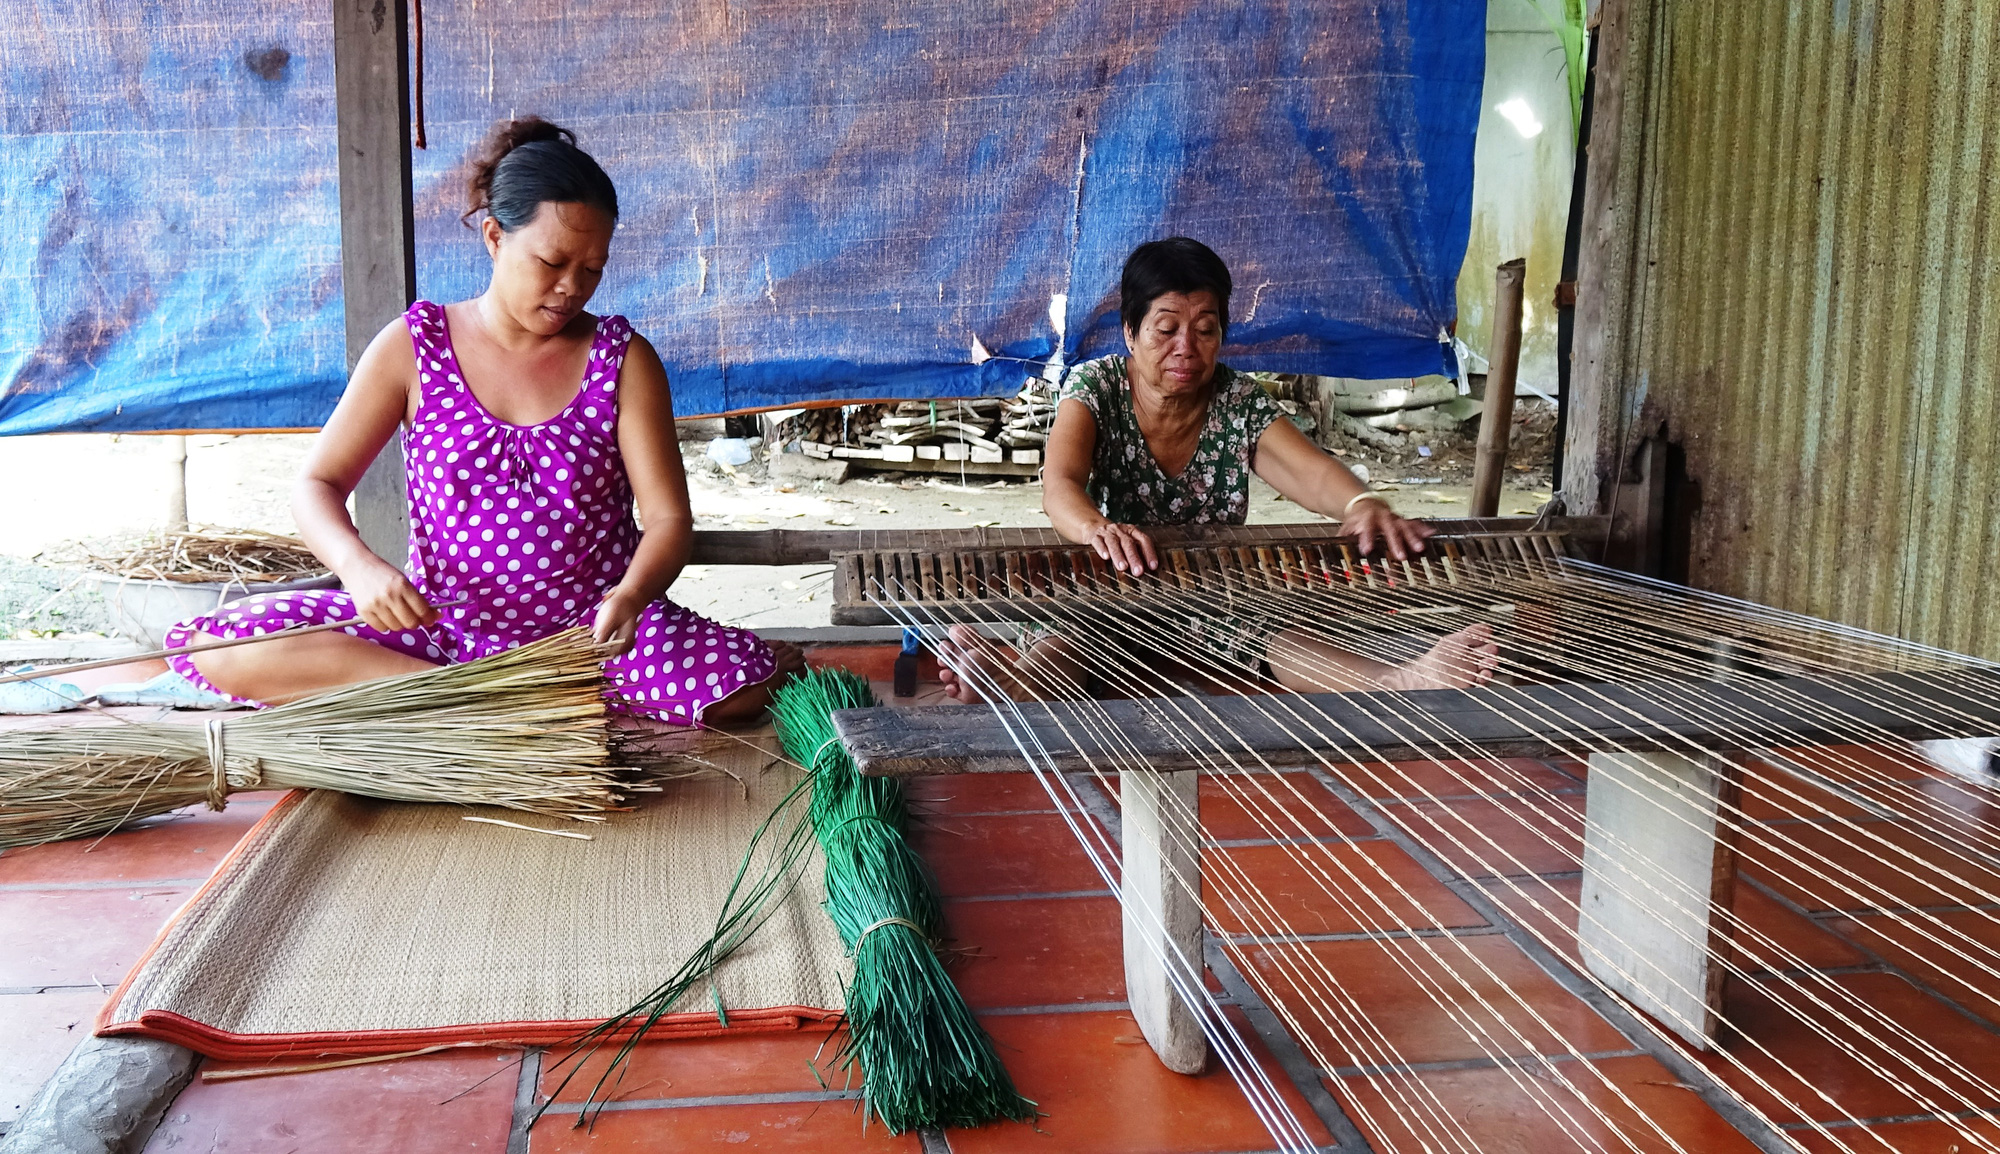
[1087,521,1159,574]
[1341,497,1434,561]
[593,588,648,656]
[1252,419,1434,559]
[346,558,438,633]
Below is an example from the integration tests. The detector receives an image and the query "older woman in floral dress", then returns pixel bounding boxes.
[940,237,1499,703]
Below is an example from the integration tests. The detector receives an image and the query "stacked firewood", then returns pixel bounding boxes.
[864,399,1006,459]
[997,380,1055,452]
[776,407,855,447]
[781,381,1053,467]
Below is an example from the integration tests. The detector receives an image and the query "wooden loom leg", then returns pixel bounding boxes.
[1121,768,1209,1074]
[1578,749,1744,1050]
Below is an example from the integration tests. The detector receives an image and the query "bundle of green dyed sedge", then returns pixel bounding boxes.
[544,668,1032,1134]
[772,668,1035,1132]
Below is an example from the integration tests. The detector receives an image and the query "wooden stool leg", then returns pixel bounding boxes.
[1121,768,1208,1074]
[1579,750,1744,1049]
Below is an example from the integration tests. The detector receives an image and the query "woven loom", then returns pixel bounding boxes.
[829,522,2000,1154]
[825,520,1590,625]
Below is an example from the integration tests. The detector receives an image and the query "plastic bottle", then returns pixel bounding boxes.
[893,628,920,697]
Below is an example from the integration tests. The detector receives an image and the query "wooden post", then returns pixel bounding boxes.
[1577,749,1743,1049]
[163,435,189,531]
[1634,436,1669,577]
[333,0,417,566]
[1560,0,1653,516]
[1470,258,1527,517]
[1121,768,1208,1074]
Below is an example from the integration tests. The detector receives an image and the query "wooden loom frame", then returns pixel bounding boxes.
[795,517,2000,1154]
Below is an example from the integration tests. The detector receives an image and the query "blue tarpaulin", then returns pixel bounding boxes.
[0,1,1483,434]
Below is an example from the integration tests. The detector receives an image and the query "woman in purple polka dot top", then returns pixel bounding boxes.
[163,117,802,726]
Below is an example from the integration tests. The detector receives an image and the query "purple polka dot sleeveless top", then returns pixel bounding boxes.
[402,301,638,659]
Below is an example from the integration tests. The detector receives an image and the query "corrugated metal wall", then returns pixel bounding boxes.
[1587,0,2000,658]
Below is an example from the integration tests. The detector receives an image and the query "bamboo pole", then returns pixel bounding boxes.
[0,597,468,685]
[0,617,365,685]
[1470,258,1527,517]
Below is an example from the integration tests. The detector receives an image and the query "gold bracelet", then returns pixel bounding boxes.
[1342,491,1388,519]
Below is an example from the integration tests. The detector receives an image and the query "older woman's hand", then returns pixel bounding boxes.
[1341,497,1434,561]
[1087,521,1160,574]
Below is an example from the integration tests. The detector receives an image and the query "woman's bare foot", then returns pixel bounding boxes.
[937,625,1026,704]
[937,625,1094,704]
[702,640,808,725]
[768,639,807,682]
[1379,624,1500,691]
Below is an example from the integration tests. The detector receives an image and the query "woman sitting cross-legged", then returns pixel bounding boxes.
[939,237,1500,704]
[158,117,801,723]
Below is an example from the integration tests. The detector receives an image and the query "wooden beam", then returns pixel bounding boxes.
[681,517,1611,568]
[1559,0,1655,516]
[831,670,2000,777]
[332,0,417,565]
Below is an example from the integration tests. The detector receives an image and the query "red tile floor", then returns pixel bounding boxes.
[4,657,1998,1152]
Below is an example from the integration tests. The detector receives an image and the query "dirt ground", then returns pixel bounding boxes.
[0,423,1552,638]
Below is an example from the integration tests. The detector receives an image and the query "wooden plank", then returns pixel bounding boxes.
[691,527,1058,565]
[1122,768,1208,1074]
[832,670,2000,777]
[333,0,417,565]
[847,455,1040,478]
[1578,749,1743,1049]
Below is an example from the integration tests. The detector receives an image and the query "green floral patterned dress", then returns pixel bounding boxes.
[1059,355,1285,526]
[1051,356,1291,674]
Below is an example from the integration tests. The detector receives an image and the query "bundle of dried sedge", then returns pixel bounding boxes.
[66,527,329,585]
[0,630,633,850]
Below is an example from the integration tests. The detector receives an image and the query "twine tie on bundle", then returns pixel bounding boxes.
[203,717,231,810]
[852,916,931,953]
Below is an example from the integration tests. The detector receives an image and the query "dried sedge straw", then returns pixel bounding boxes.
[0,630,624,850]
[67,527,329,585]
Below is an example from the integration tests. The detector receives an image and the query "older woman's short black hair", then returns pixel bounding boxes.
[1120,237,1233,338]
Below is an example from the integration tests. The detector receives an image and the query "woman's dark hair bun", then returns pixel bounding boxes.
[463,116,619,231]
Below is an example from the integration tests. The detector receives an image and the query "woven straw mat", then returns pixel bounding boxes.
[103,727,848,1045]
